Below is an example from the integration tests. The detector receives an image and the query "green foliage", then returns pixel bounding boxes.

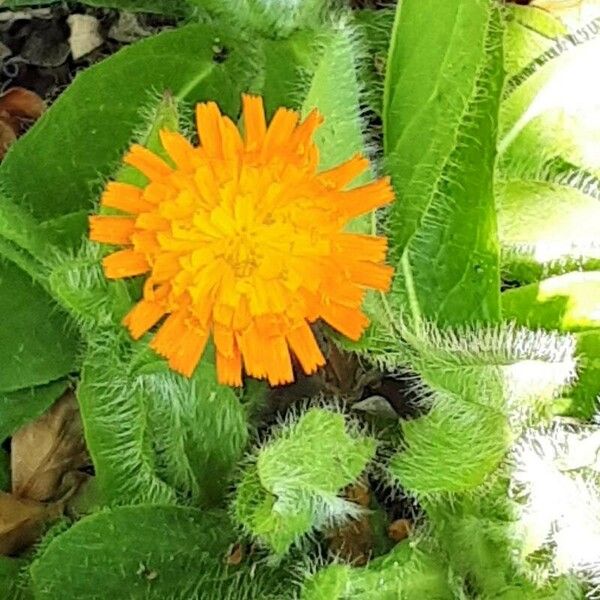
[502,271,600,332]
[383,0,503,327]
[0,558,31,600]
[390,401,509,495]
[497,179,600,283]
[0,258,78,392]
[301,540,456,600]
[1,0,599,597]
[30,506,235,599]
[0,379,69,443]
[233,407,376,555]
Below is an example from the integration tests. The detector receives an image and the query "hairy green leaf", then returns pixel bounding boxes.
[504,4,566,78]
[234,408,376,555]
[0,379,69,443]
[302,541,455,600]
[384,0,503,326]
[259,29,317,116]
[0,557,31,600]
[30,506,237,599]
[390,401,509,494]
[0,258,78,393]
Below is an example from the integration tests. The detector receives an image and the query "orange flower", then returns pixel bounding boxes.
[89,95,393,386]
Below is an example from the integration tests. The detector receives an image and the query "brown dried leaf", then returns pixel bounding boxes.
[0,491,57,555]
[325,481,374,565]
[11,391,88,503]
[225,543,244,566]
[0,87,45,121]
[388,518,413,543]
[0,87,46,159]
[0,119,17,160]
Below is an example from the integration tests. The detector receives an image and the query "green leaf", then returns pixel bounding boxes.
[302,541,455,600]
[0,557,31,600]
[260,29,318,116]
[0,258,78,392]
[497,179,600,283]
[502,271,600,332]
[139,343,248,507]
[233,408,376,555]
[384,0,503,326]
[500,32,600,175]
[77,332,178,507]
[259,409,376,497]
[0,379,69,443]
[30,506,238,599]
[504,5,566,78]
[353,8,395,117]
[75,0,188,15]
[0,23,254,243]
[562,330,600,418]
[79,330,248,507]
[389,401,510,495]
[395,321,577,421]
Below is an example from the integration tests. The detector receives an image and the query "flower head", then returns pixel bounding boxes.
[89,95,393,386]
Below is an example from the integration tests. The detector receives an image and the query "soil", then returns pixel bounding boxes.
[0,2,176,102]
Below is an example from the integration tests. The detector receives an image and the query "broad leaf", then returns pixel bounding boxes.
[30,507,237,599]
[384,0,503,326]
[389,401,509,494]
[234,408,376,555]
[0,379,69,443]
[0,557,31,600]
[497,179,600,283]
[302,541,455,600]
[0,258,78,392]
[301,25,372,231]
[258,29,317,116]
[500,32,600,176]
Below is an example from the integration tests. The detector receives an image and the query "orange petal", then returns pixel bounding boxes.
[89,216,136,245]
[242,94,266,149]
[338,177,394,219]
[196,102,223,157]
[261,335,293,386]
[213,322,235,358]
[102,250,149,279]
[334,234,388,263]
[318,154,370,189]
[166,327,209,377]
[261,107,299,159]
[216,345,243,386]
[101,182,153,214]
[124,144,172,181]
[159,130,196,170]
[150,312,186,358]
[345,262,393,291]
[289,109,323,152]
[286,321,325,375]
[123,299,165,339]
[238,325,267,379]
[319,303,369,341]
